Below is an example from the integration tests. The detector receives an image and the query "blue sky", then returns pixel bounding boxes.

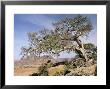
[14,14,97,60]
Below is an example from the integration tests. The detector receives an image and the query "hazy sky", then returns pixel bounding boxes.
[14,14,97,60]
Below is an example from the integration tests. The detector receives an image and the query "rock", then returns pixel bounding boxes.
[48,65,65,76]
[86,59,94,67]
[66,64,97,76]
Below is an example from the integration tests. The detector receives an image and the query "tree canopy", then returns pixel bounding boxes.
[21,15,96,61]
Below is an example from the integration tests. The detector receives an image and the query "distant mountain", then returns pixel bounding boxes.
[40,55,53,59]
[56,58,75,62]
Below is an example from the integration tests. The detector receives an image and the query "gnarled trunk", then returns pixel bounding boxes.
[74,38,88,62]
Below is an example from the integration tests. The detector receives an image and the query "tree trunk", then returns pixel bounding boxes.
[74,38,88,62]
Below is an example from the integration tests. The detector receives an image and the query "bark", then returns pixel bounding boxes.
[74,37,88,61]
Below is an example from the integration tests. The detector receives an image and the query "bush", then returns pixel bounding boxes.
[38,64,48,76]
[64,60,76,69]
[47,63,53,68]
[63,59,86,69]
[72,59,86,68]
[30,63,53,76]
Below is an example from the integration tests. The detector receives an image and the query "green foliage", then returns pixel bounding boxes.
[64,61,76,69]
[84,43,95,50]
[21,15,94,61]
[84,43,97,60]
[38,64,48,76]
[73,59,85,67]
[47,63,53,68]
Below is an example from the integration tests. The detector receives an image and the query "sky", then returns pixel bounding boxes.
[14,14,97,60]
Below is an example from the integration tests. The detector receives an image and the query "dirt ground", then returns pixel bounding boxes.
[14,66,39,76]
[14,58,56,76]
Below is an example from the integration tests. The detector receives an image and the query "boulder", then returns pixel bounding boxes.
[66,64,97,76]
[48,65,65,76]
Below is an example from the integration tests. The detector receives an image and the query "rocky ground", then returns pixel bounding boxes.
[14,57,97,76]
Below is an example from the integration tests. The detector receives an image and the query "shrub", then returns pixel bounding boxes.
[64,60,76,69]
[38,64,48,76]
[73,59,86,68]
[47,63,53,68]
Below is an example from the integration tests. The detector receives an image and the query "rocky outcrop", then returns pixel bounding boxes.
[66,64,97,76]
[48,65,65,76]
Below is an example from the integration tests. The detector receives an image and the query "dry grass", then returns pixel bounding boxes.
[14,67,39,76]
[14,58,97,76]
[48,65,65,76]
[14,58,55,76]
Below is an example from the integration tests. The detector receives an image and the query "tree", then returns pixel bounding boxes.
[21,15,93,61]
[83,43,97,60]
[52,15,93,61]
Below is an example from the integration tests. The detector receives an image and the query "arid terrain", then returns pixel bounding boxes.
[14,57,56,76]
[14,15,97,76]
[14,56,97,76]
